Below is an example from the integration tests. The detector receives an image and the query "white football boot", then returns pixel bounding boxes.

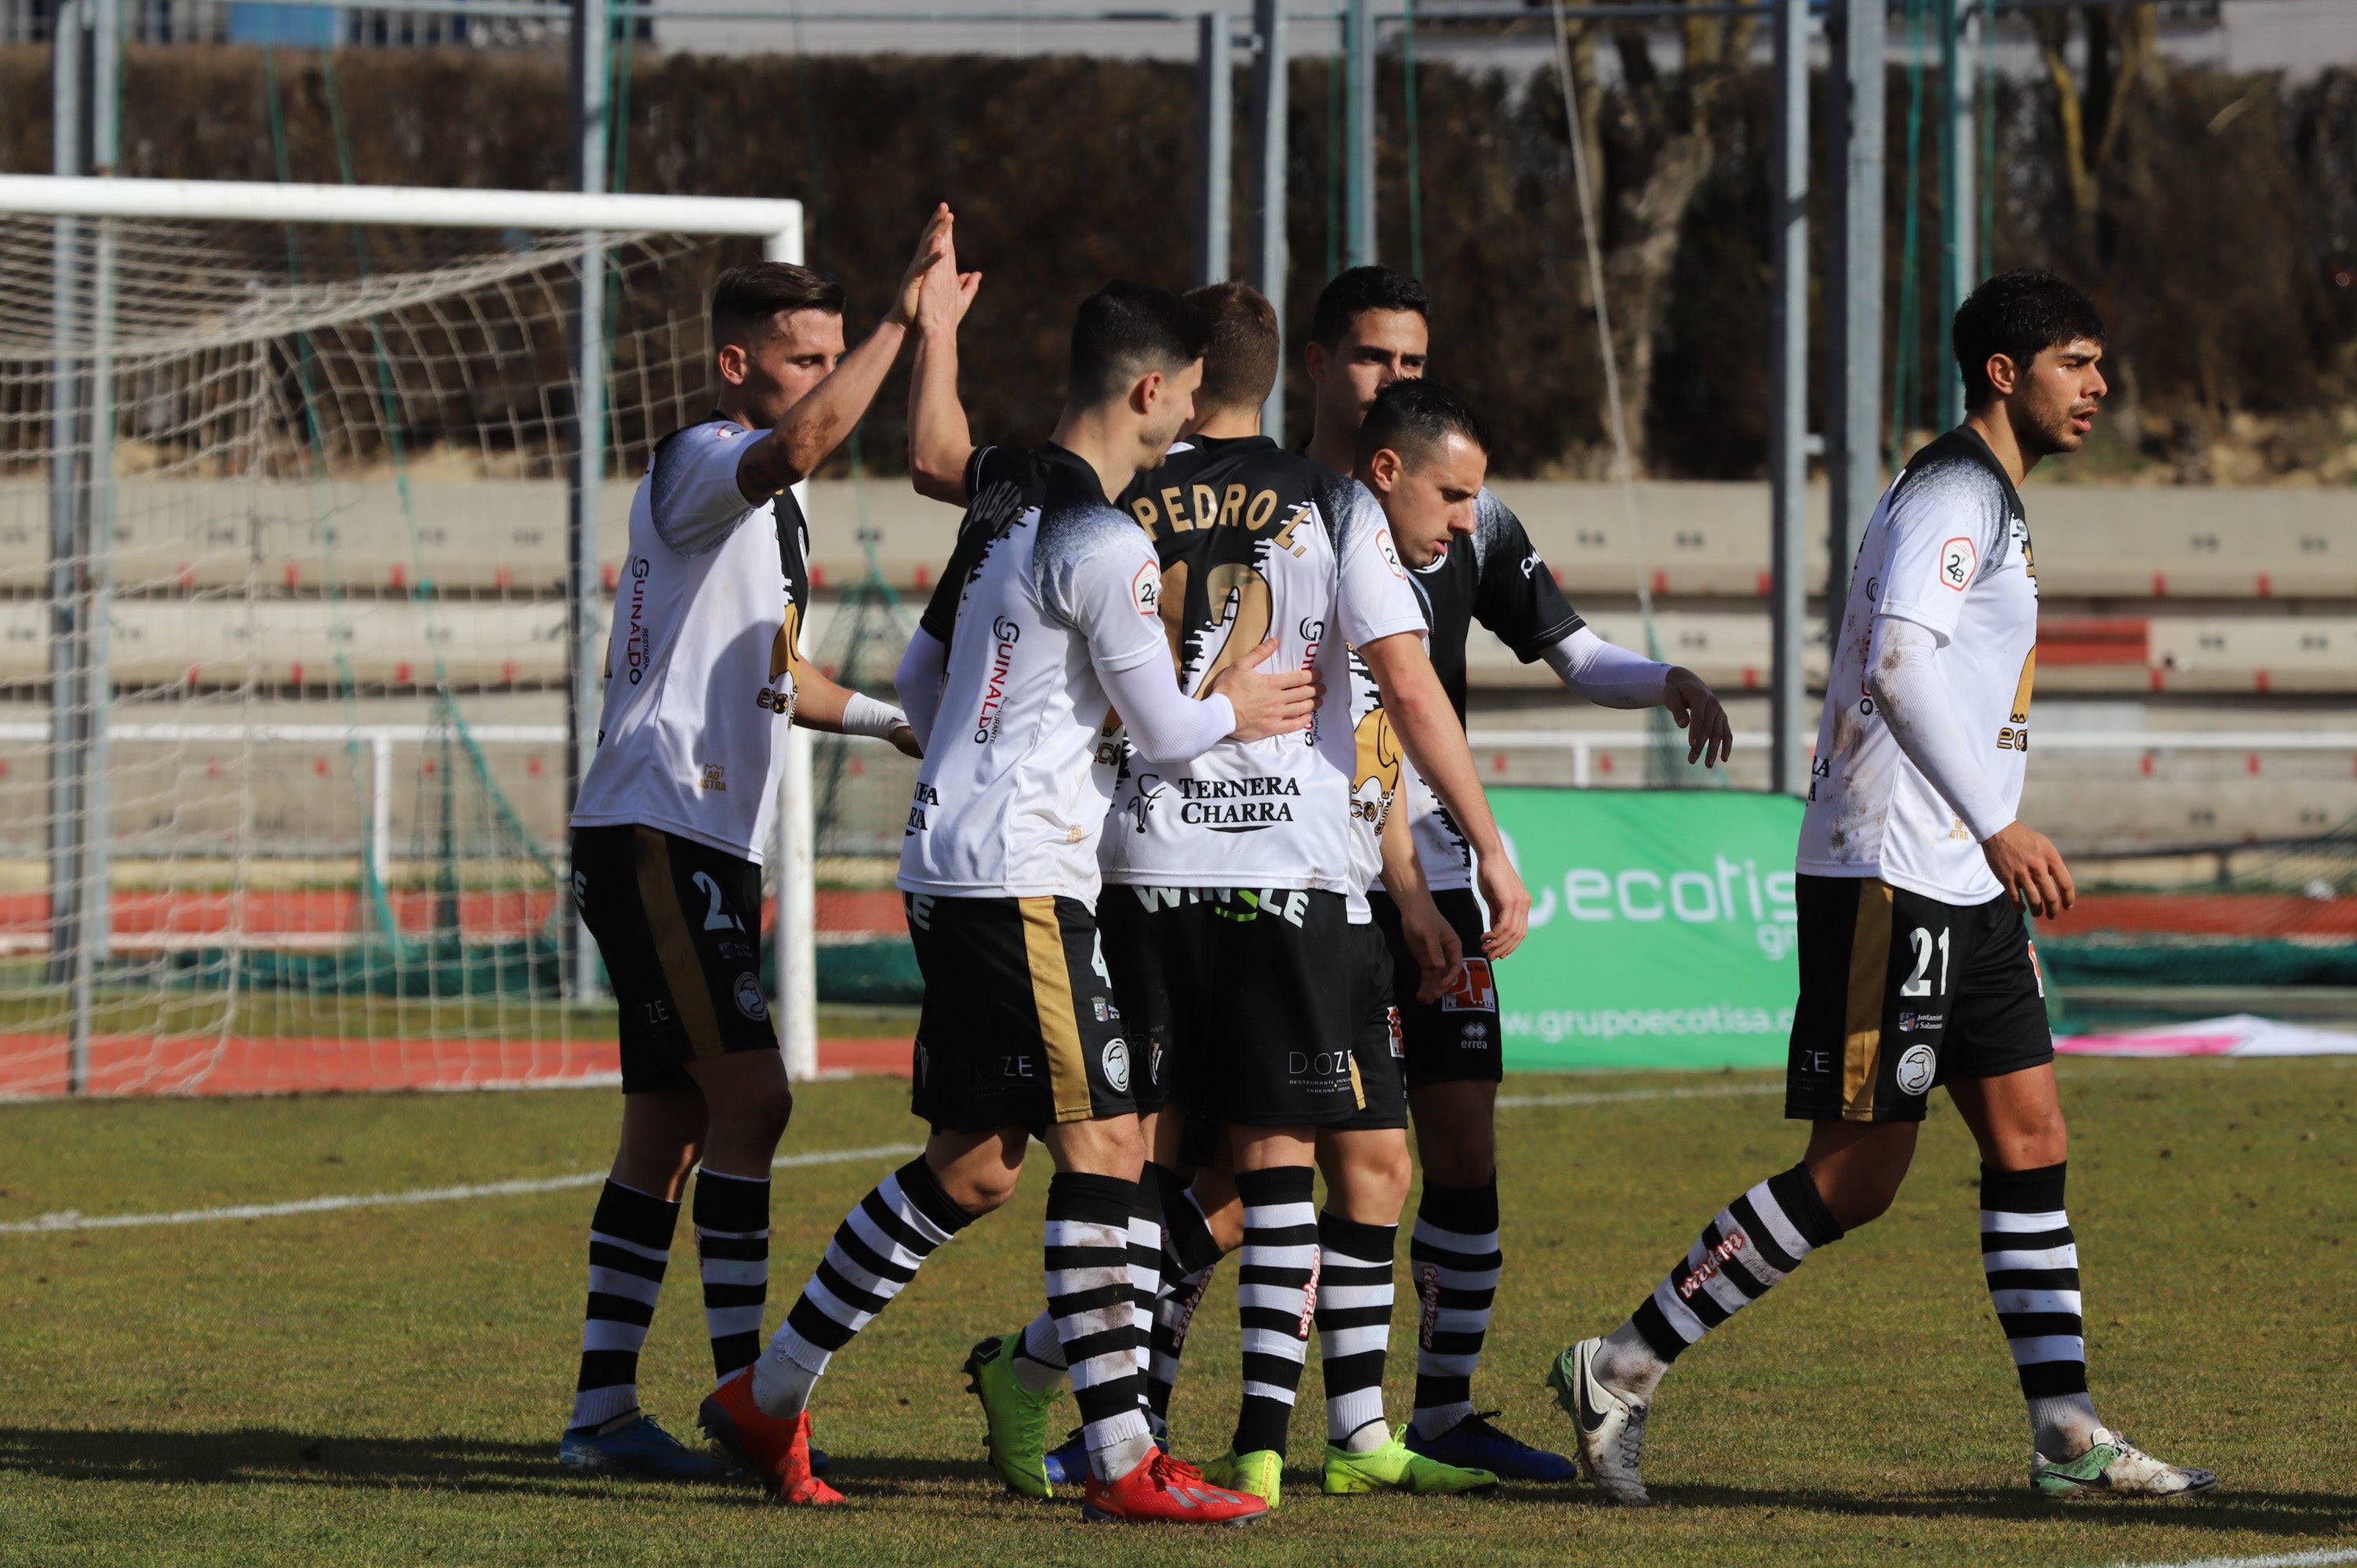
[1546,1337,1652,1507]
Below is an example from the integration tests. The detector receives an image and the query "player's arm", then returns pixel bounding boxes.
[791,664,920,758]
[893,626,948,752]
[734,206,951,502]
[1356,632,1528,960]
[1381,789,1463,1004]
[1540,627,1733,769]
[906,217,982,506]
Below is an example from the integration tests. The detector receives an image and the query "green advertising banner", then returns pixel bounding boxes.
[1487,788,1807,1072]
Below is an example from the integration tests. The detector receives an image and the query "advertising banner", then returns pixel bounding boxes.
[1484,788,1807,1071]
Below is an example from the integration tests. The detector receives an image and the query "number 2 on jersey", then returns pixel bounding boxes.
[1900,925,1950,997]
[692,870,743,932]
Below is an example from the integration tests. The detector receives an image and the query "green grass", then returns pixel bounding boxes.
[2,1058,2352,1567]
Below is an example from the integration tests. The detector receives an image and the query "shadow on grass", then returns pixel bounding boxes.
[1631,1482,2355,1538]
[0,1426,990,1501]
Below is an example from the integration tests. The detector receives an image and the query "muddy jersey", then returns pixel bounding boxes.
[898,444,1173,903]
[1383,488,1585,892]
[1798,426,2038,904]
[571,416,809,863]
[1099,437,1425,913]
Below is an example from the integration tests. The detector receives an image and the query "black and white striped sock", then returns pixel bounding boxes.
[1146,1163,1223,1430]
[1981,1161,2102,1457]
[1046,1172,1155,1483]
[1232,1164,1319,1457]
[1622,1163,1844,1381]
[1408,1178,1498,1439]
[570,1178,678,1431]
[1317,1211,1397,1450]
[1126,1171,1166,1402]
[755,1156,971,1417]
[692,1169,769,1386]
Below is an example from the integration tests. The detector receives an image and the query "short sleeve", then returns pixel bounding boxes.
[1044,514,1170,677]
[917,446,1030,645]
[1875,459,2009,644]
[645,421,760,557]
[1332,485,1429,648]
[1469,492,1582,661]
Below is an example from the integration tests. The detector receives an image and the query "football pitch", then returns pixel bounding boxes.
[2,1057,2350,1568]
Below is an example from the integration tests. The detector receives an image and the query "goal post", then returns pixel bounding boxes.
[0,173,821,1093]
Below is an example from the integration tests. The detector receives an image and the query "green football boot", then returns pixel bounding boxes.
[1324,1429,1500,1496]
[1202,1446,1284,1508]
[2030,1428,2217,1499]
[961,1332,1061,1498]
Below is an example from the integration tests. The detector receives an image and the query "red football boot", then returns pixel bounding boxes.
[1081,1451,1269,1525]
[698,1371,844,1505]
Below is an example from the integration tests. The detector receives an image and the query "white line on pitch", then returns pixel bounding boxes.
[2108,1550,2357,1568]
[1497,1082,1783,1109]
[0,1142,922,1236]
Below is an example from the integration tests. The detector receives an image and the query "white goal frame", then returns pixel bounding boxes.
[1,174,821,1083]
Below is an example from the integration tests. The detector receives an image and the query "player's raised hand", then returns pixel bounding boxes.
[1983,820,2076,919]
[916,220,981,336]
[1205,637,1317,742]
[1475,854,1530,961]
[888,204,955,328]
[1665,666,1734,768]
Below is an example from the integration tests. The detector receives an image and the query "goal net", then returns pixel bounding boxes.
[0,187,792,1097]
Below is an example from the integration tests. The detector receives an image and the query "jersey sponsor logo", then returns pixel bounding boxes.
[734,974,768,1021]
[1102,1038,1131,1094]
[906,893,935,931]
[1173,775,1299,829]
[1939,535,1977,590]
[1520,550,1545,579]
[699,764,726,792]
[1132,560,1161,617]
[1376,528,1407,579]
[905,781,939,835]
[1439,956,1497,1014]
[1894,1041,1938,1096]
[1675,1231,1748,1301]
[1210,887,1311,927]
[1897,1011,1945,1033]
[973,617,1022,744]
[614,556,655,685]
[571,869,588,909]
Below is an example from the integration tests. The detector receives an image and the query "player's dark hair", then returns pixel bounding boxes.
[1066,280,1211,408]
[710,262,845,349]
[1952,269,2105,408]
[1356,379,1492,470]
[1183,281,1280,414]
[1309,265,1429,350]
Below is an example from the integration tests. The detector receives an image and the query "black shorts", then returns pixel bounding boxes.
[1369,887,1503,1088]
[1191,887,1367,1127]
[904,892,1136,1135]
[571,825,778,1094]
[1098,884,1204,1117]
[1784,874,2054,1124]
[1333,918,1409,1131]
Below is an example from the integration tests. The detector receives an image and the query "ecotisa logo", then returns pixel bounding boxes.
[973,615,1022,744]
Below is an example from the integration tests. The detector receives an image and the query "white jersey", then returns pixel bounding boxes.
[1799,427,2038,904]
[898,445,1173,904]
[571,416,808,864]
[1099,441,1424,916]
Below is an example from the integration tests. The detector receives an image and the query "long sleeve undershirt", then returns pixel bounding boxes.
[895,628,947,752]
[1865,612,2016,843]
[1539,625,1672,707]
[893,626,1237,765]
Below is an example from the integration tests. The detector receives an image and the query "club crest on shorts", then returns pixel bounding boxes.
[1102,1038,1131,1094]
[1440,957,1496,1013]
[734,973,768,1021]
[1894,1042,1938,1096]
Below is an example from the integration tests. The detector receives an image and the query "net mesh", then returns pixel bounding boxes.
[0,212,750,1096]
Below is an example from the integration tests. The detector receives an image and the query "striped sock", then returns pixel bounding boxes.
[1408,1177,1498,1439]
[570,1178,678,1431]
[1145,1163,1226,1428]
[1981,1161,2101,1457]
[1622,1163,1844,1381]
[1232,1164,1319,1457]
[754,1156,971,1417]
[1317,1211,1397,1449]
[1127,1171,1166,1408]
[692,1169,769,1385]
[1046,1172,1154,1483]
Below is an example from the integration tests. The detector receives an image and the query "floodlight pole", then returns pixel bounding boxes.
[567,0,608,1006]
[1768,0,1809,799]
[1197,11,1233,286]
[1938,0,1977,431]
[1344,0,1375,267]
[1249,0,1288,438]
[1827,0,1883,620]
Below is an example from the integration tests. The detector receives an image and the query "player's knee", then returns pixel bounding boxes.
[938,1165,1021,1216]
[733,1081,794,1145]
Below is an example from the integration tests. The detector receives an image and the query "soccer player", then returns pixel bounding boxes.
[1300,268,1735,1482]
[1545,270,2217,1504]
[731,281,1314,1523]
[557,211,946,1479]
[939,282,1527,1506]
